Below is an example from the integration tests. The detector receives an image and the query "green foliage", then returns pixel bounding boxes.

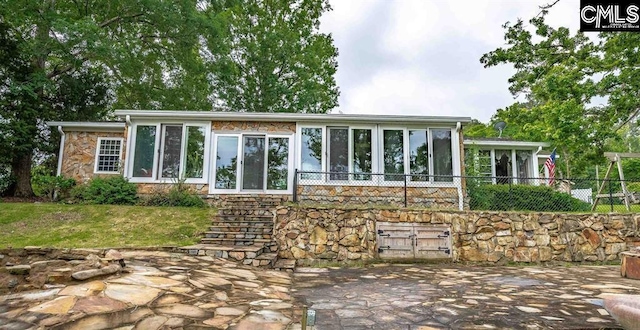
[31,169,76,201]
[480,10,640,177]
[139,183,207,208]
[71,177,138,205]
[468,183,591,212]
[209,0,339,113]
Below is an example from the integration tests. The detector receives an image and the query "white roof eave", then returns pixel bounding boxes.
[113,110,472,125]
[463,139,550,148]
[46,121,125,132]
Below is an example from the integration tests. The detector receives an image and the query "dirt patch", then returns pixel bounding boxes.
[41,212,83,222]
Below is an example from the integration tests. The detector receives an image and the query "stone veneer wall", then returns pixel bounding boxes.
[61,131,126,183]
[212,121,296,133]
[274,206,640,264]
[296,185,460,209]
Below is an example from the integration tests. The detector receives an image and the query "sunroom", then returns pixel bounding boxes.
[463,138,550,185]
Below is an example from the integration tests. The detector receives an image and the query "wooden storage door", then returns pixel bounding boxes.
[376,222,414,259]
[414,225,451,259]
[376,222,452,259]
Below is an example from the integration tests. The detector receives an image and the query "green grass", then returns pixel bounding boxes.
[593,203,640,213]
[0,203,215,248]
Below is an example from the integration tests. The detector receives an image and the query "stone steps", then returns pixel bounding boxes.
[188,196,287,269]
[200,238,272,246]
[203,231,272,240]
[180,244,278,268]
[209,222,273,233]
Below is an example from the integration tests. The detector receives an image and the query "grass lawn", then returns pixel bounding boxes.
[0,203,215,248]
[593,203,640,213]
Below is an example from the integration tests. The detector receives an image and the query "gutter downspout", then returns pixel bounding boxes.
[456,122,464,211]
[533,146,543,186]
[56,126,65,177]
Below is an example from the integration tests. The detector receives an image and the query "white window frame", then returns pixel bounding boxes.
[126,121,211,184]
[94,137,124,174]
[209,132,294,195]
[378,125,458,187]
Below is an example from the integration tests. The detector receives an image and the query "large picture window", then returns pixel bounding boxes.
[432,129,453,182]
[328,127,348,180]
[301,128,322,179]
[352,129,372,180]
[129,122,209,182]
[383,130,405,181]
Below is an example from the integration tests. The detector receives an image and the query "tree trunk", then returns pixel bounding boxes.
[11,153,34,197]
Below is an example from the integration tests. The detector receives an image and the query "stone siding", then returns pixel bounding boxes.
[275,206,640,264]
[212,121,296,133]
[136,183,209,195]
[61,131,126,183]
[296,185,460,209]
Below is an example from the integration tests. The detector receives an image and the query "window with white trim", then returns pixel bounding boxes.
[95,138,123,173]
[129,122,209,182]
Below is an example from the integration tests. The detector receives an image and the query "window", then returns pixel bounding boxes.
[516,150,532,184]
[215,136,238,189]
[432,129,453,182]
[352,129,372,180]
[301,128,322,179]
[383,130,405,181]
[409,130,428,181]
[328,127,348,180]
[132,126,156,178]
[495,149,512,184]
[129,122,209,182]
[95,138,123,173]
[267,137,289,190]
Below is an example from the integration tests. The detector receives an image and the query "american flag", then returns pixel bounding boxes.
[545,148,557,185]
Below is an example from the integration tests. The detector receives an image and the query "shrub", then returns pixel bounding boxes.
[72,176,138,205]
[139,183,206,208]
[468,183,591,212]
[32,175,76,201]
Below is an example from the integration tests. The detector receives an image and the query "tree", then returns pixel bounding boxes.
[206,0,339,113]
[480,4,640,178]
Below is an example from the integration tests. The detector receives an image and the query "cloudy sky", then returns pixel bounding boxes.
[319,0,579,122]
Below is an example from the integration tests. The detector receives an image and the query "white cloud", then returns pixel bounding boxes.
[320,0,588,122]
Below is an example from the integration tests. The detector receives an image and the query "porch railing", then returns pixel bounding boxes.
[292,170,640,213]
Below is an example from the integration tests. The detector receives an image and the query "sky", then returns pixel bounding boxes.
[319,0,580,122]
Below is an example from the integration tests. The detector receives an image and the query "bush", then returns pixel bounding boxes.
[468,183,591,212]
[71,176,138,205]
[139,183,206,208]
[32,175,76,201]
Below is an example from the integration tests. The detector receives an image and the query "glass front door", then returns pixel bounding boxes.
[212,133,291,193]
[242,136,266,190]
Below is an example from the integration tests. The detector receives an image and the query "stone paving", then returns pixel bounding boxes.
[292,264,640,330]
[0,250,299,329]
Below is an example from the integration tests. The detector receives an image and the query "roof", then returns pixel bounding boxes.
[464,137,550,148]
[113,110,472,125]
[46,121,125,132]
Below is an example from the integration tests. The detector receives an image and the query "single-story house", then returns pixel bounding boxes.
[47,110,550,209]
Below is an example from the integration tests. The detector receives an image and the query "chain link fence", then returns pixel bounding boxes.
[293,170,640,213]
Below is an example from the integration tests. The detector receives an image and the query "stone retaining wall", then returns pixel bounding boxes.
[274,206,640,264]
[296,185,461,209]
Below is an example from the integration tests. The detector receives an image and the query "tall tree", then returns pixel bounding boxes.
[207,0,339,113]
[0,0,225,196]
[480,7,640,177]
